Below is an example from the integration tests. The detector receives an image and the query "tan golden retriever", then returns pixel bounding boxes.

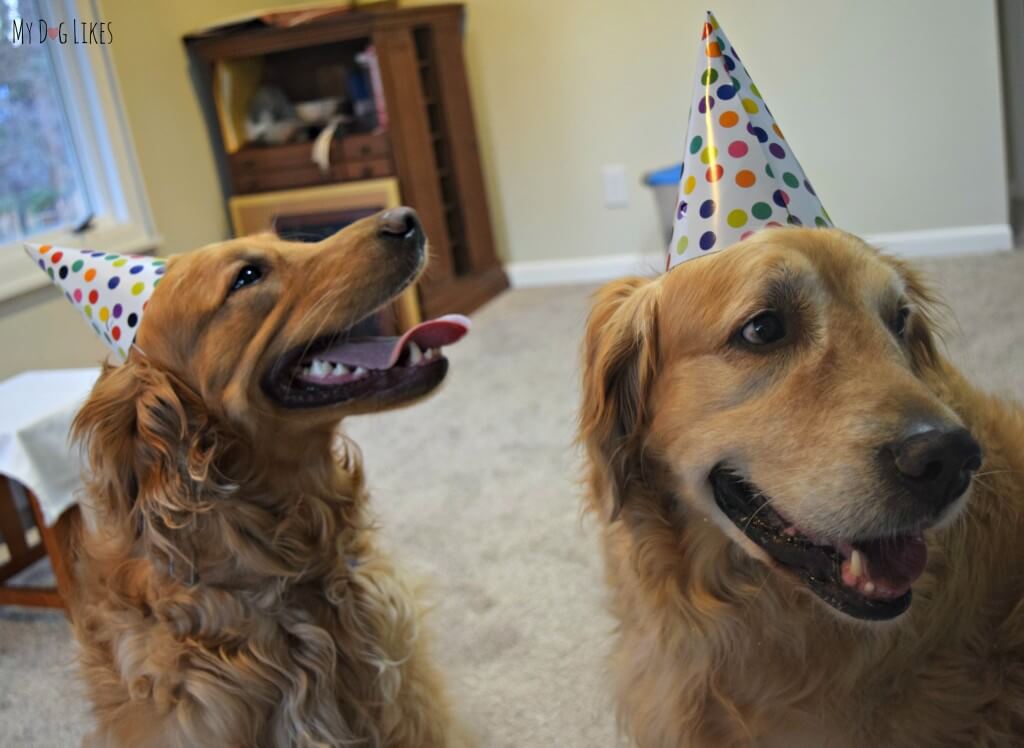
[71,208,470,747]
[579,228,1024,747]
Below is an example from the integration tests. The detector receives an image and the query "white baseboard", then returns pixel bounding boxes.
[863,224,1014,258]
[507,224,1016,288]
[506,252,666,288]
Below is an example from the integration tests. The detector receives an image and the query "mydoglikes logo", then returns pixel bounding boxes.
[10,18,113,45]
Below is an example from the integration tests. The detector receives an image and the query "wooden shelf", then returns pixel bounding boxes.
[184,3,507,318]
[184,5,466,61]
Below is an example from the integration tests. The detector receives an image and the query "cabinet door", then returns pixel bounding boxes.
[374,21,508,318]
[374,25,455,296]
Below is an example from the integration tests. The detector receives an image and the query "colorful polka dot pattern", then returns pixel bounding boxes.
[668,11,832,270]
[22,243,166,361]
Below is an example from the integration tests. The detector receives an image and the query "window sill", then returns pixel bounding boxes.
[0,227,162,303]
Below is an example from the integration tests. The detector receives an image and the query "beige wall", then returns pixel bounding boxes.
[429,0,1009,263]
[2,0,1009,377]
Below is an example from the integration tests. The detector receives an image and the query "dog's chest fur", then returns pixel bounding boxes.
[76,542,423,748]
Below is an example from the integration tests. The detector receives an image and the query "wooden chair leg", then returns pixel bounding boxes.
[27,491,80,617]
[0,478,30,561]
[0,478,47,584]
[0,586,63,608]
[0,481,76,612]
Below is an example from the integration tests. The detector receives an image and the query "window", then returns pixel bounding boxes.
[0,0,156,301]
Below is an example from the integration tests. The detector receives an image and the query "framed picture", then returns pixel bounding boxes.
[228,178,420,333]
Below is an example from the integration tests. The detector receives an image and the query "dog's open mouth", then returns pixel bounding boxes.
[710,468,928,621]
[265,314,470,408]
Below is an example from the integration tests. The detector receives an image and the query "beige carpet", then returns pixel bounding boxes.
[2,249,1023,747]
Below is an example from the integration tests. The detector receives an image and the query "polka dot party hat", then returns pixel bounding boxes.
[23,243,166,361]
[668,11,832,270]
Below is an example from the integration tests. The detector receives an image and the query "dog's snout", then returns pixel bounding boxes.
[377,207,420,239]
[888,427,982,508]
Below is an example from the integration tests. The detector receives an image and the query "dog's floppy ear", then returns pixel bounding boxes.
[885,256,947,375]
[73,358,233,566]
[579,276,659,520]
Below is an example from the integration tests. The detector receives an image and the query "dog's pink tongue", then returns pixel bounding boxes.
[392,314,471,359]
[859,534,928,590]
[316,314,470,369]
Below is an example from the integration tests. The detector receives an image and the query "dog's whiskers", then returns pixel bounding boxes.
[282,294,348,391]
[973,469,1021,478]
[283,291,343,355]
[741,492,775,535]
[969,475,999,495]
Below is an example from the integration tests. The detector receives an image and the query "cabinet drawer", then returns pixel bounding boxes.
[234,166,335,194]
[342,159,394,181]
[341,132,391,161]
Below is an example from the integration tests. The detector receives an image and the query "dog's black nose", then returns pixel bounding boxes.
[378,207,420,239]
[889,427,982,507]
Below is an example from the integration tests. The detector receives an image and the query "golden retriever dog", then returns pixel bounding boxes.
[579,227,1024,747]
[71,208,470,747]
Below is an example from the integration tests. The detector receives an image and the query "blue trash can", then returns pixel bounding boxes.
[643,164,682,243]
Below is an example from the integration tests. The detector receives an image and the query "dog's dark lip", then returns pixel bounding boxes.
[709,467,915,621]
[260,258,454,409]
[265,352,448,409]
[262,303,451,409]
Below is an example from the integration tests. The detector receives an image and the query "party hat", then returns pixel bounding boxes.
[23,243,166,361]
[668,12,831,270]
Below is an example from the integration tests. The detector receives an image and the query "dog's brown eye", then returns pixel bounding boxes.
[892,306,911,338]
[741,311,786,346]
[231,264,263,292]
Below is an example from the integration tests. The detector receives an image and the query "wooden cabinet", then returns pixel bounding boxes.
[183,3,508,320]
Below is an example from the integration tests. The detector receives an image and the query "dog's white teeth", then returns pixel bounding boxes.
[850,549,865,579]
[863,581,876,594]
[424,348,438,361]
[332,363,350,376]
[407,341,423,365]
[310,359,331,378]
[353,367,368,379]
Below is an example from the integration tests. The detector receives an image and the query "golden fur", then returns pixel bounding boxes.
[71,213,464,747]
[579,228,1024,747]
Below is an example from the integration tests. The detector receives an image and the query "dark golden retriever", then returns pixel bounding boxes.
[72,208,470,747]
[579,228,1024,747]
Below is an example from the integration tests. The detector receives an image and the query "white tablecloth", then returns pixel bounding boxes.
[0,368,100,526]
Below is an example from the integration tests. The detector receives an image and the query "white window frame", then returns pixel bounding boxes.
[0,0,159,301]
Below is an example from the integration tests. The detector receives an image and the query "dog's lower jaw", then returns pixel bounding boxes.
[673,467,781,571]
[674,472,924,624]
